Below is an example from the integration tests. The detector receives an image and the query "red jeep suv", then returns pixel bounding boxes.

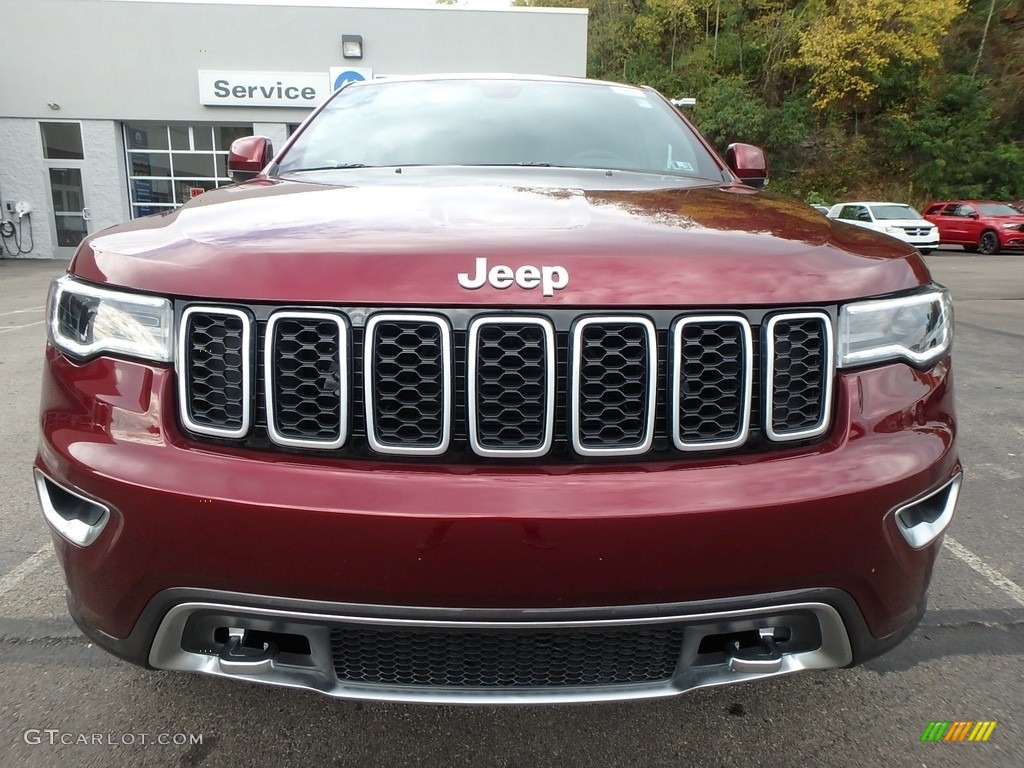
[36,75,960,704]
[924,200,1024,255]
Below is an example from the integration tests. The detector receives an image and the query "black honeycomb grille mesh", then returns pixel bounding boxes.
[371,320,445,448]
[771,317,827,434]
[271,317,343,442]
[185,312,245,430]
[677,321,747,444]
[330,625,684,688]
[576,323,651,448]
[474,323,550,451]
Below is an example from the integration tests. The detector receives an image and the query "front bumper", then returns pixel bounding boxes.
[36,345,959,699]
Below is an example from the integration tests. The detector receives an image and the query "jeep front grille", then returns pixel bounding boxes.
[766,312,833,441]
[175,306,835,460]
[468,317,555,457]
[265,312,347,449]
[672,315,752,450]
[572,317,657,455]
[365,314,451,455]
[178,307,251,438]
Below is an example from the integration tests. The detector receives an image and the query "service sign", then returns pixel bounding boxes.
[198,71,331,107]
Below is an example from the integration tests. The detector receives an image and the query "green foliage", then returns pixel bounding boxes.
[879,75,1024,202]
[514,0,1024,202]
[692,76,770,146]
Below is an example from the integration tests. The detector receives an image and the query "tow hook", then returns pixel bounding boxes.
[726,627,783,674]
[217,628,277,675]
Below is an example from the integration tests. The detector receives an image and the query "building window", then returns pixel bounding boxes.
[41,122,84,160]
[123,122,252,218]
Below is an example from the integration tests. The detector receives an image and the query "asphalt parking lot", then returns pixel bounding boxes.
[0,250,1021,768]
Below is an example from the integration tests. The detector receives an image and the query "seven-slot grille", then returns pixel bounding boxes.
[176,308,835,458]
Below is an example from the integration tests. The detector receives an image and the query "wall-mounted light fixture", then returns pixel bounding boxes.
[342,35,363,59]
[47,102,61,110]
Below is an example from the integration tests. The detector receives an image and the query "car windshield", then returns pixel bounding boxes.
[978,203,1021,216]
[869,204,922,220]
[275,78,725,181]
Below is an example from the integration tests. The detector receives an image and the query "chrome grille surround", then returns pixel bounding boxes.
[177,306,252,439]
[363,313,452,456]
[175,305,838,459]
[671,315,753,451]
[570,316,657,457]
[467,316,556,458]
[264,311,348,450]
[765,311,834,442]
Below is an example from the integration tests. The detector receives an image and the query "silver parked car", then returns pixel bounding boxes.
[827,202,939,254]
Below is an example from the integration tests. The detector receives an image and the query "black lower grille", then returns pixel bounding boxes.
[330,625,684,688]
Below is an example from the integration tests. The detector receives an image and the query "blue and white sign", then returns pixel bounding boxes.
[329,67,373,91]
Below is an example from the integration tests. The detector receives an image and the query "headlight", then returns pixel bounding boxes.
[837,288,952,368]
[47,275,173,363]
[883,225,903,235]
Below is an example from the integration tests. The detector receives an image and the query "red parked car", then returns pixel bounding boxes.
[923,200,1024,255]
[36,75,960,704]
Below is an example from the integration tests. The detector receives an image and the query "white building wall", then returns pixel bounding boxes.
[0,119,54,259]
[82,121,132,236]
[0,0,588,258]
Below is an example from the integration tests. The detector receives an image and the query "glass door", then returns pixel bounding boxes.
[47,168,89,256]
[40,122,89,258]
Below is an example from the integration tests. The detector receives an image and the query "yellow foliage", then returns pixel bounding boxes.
[633,15,664,49]
[798,0,967,110]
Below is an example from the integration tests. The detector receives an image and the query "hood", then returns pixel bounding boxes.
[72,173,932,306]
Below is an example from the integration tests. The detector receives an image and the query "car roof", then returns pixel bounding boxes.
[340,73,651,93]
[928,200,1007,205]
[836,201,916,207]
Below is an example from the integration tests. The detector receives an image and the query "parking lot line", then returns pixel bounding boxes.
[0,320,44,335]
[945,535,1024,606]
[0,306,44,317]
[0,546,53,600]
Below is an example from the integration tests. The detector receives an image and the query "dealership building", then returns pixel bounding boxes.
[0,0,588,259]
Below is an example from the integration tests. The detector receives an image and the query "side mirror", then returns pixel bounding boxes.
[724,143,769,188]
[228,136,275,182]
[967,212,979,219]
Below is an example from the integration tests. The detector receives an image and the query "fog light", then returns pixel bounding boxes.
[33,469,110,546]
[894,474,962,549]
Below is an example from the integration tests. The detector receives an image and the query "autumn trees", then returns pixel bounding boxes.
[513,0,1024,206]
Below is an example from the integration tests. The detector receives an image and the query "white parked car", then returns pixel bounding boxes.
[827,202,939,254]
